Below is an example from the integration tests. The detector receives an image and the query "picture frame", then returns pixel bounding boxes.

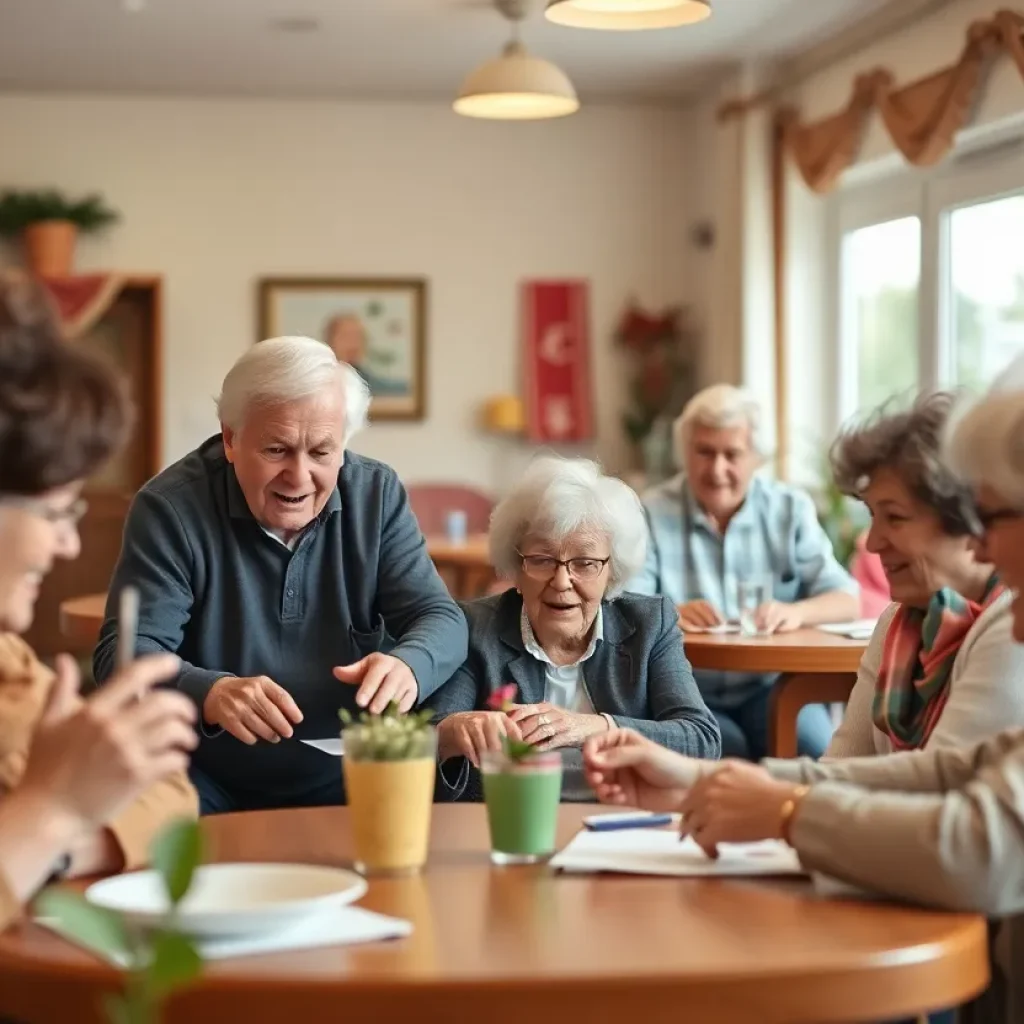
[258,277,427,421]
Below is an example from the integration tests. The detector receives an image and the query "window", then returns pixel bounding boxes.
[831,145,1024,424]
[841,217,920,414]
[947,194,1024,390]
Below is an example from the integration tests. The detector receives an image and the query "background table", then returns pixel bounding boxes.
[58,592,106,651]
[683,629,869,758]
[0,805,989,1023]
[425,533,494,598]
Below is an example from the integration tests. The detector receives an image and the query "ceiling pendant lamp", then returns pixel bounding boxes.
[454,0,579,121]
[545,0,711,31]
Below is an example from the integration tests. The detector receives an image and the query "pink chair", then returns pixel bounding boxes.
[849,530,890,618]
[406,484,497,598]
[405,484,494,536]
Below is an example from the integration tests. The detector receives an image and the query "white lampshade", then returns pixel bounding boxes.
[545,0,711,30]
[454,41,579,120]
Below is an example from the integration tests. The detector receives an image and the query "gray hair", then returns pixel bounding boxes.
[672,384,766,465]
[488,456,647,598]
[831,391,978,536]
[946,354,1024,508]
[216,336,371,443]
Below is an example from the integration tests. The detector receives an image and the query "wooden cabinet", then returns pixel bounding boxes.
[26,276,163,658]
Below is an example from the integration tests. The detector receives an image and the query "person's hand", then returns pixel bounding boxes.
[438,711,523,767]
[333,654,418,714]
[678,600,724,632]
[583,728,714,812]
[505,703,607,751]
[754,601,804,634]
[678,760,803,857]
[19,653,196,834]
[203,675,303,745]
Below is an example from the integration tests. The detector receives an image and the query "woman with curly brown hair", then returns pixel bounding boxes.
[0,272,196,931]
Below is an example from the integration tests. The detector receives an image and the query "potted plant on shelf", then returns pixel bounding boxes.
[0,188,119,277]
[480,684,563,865]
[339,702,437,875]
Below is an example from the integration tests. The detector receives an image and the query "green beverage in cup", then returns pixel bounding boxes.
[481,750,562,865]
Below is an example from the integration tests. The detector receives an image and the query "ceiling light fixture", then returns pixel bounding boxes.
[454,0,579,121]
[544,0,711,31]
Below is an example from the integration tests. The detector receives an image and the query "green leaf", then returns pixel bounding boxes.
[151,819,203,906]
[35,889,129,963]
[147,931,202,999]
[505,738,536,761]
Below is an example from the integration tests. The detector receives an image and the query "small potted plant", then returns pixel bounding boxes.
[340,702,437,876]
[0,188,119,277]
[480,684,563,865]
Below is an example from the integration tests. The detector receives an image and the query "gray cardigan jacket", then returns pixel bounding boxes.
[766,731,1024,1023]
[426,589,721,800]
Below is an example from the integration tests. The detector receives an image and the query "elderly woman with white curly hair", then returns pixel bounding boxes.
[427,456,720,802]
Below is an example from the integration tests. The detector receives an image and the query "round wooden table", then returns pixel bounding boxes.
[0,805,989,1023]
[425,533,494,599]
[58,592,107,650]
[683,628,870,759]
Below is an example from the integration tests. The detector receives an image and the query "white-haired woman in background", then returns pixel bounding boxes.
[427,456,721,802]
[584,361,1024,1022]
[630,384,859,760]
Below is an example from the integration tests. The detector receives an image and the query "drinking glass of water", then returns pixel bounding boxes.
[737,579,770,636]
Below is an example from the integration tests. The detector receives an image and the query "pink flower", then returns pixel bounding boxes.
[486,683,517,713]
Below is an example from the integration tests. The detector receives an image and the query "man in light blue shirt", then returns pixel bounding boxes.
[629,385,859,760]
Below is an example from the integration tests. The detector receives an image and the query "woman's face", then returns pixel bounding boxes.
[973,483,1024,641]
[515,529,610,651]
[0,482,83,633]
[862,467,981,608]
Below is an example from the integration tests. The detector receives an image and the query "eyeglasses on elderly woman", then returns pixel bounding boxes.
[515,551,611,582]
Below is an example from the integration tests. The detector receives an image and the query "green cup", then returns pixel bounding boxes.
[481,750,563,865]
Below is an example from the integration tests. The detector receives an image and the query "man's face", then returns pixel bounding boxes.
[326,316,367,366]
[223,388,346,540]
[684,423,759,522]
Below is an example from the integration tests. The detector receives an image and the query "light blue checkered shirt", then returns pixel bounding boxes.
[627,473,858,708]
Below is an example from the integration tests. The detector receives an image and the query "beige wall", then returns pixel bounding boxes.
[0,95,694,490]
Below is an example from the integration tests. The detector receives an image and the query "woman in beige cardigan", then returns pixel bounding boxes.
[0,273,196,931]
[583,364,1024,1023]
[825,393,1024,758]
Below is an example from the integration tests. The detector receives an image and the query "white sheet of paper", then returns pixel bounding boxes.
[301,738,344,756]
[39,906,411,965]
[551,828,805,877]
[685,622,740,635]
[816,619,878,639]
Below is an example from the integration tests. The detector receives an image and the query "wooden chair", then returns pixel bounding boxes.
[768,672,858,758]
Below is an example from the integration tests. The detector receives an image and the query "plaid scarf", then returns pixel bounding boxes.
[872,575,1005,751]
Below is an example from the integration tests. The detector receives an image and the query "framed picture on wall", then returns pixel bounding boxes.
[258,277,427,421]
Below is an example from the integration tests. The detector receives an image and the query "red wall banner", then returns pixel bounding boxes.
[521,279,593,443]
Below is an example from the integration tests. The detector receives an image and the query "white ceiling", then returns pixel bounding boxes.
[0,0,902,103]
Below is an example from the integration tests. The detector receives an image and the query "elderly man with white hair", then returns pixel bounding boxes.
[426,456,720,802]
[629,384,859,761]
[94,336,467,814]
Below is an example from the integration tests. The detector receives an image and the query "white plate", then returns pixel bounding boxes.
[85,862,368,938]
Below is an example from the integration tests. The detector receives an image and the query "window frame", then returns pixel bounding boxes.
[827,140,1024,428]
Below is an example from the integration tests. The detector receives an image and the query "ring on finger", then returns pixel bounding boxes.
[539,714,550,726]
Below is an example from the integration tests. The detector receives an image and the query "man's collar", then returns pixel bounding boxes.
[682,475,760,533]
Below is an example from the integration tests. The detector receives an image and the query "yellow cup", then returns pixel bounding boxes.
[343,729,436,875]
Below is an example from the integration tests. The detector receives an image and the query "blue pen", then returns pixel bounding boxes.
[583,812,674,832]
